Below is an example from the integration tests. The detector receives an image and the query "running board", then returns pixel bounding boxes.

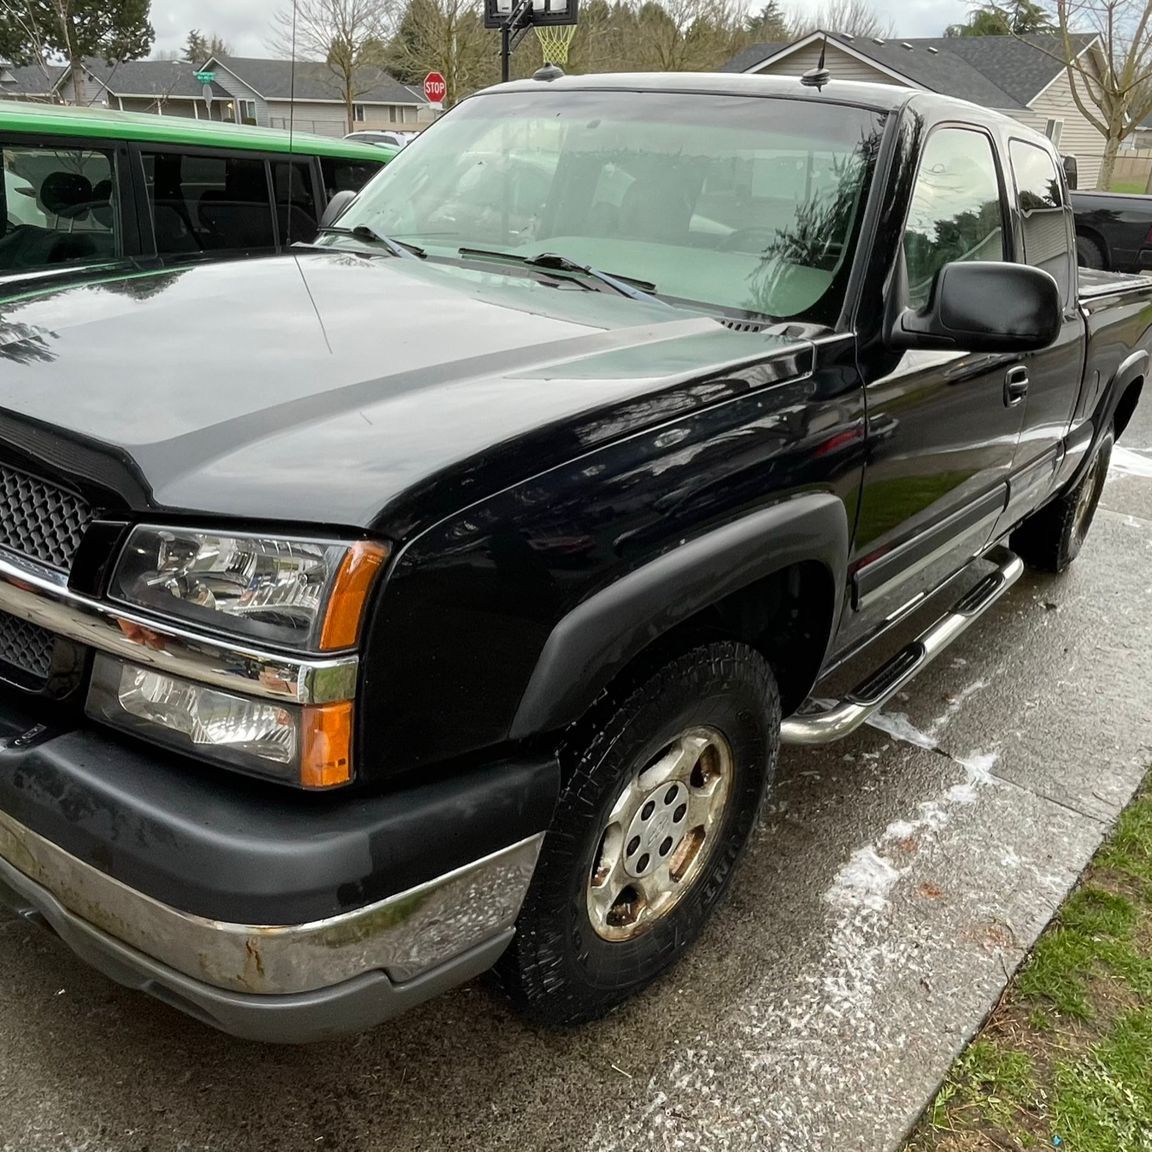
[780,546,1024,746]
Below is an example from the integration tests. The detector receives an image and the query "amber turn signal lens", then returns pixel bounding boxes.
[301,701,354,788]
[319,541,389,651]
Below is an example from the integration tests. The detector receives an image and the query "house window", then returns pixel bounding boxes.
[354,104,366,122]
[237,99,257,124]
[389,106,398,123]
[1045,119,1063,149]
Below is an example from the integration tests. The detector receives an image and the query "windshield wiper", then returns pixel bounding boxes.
[458,247,668,306]
[316,225,425,259]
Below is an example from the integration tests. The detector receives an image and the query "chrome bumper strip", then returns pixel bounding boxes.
[0,551,357,705]
[0,805,543,994]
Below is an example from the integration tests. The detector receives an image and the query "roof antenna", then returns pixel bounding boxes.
[801,32,831,90]
[287,0,298,245]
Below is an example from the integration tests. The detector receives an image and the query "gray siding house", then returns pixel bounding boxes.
[722,32,1108,189]
[1,56,428,136]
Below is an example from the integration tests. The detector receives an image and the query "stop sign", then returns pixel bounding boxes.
[424,71,447,105]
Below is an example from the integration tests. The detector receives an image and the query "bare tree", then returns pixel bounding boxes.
[630,0,752,71]
[384,0,490,105]
[0,2,61,99]
[1048,0,1152,188]
[788,0,894,38]
[269,0,399,133]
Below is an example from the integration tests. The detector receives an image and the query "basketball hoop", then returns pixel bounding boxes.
[534,22,576,66]
[486,0,578,80]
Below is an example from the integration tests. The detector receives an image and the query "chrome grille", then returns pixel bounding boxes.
[0,464,93,571]
[0,607,53,682]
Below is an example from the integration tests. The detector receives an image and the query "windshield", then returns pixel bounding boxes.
[329,90,886,322]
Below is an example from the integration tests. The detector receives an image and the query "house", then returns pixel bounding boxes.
[200,57,429,135]
[1,56,429,137]
[722,32,1108,189]
[0,60,64,101]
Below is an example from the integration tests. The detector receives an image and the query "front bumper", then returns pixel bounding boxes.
[0,826,534,1044]
[0,700,557,1041]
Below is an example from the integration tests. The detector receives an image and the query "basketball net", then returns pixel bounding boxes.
[534,23,577,65]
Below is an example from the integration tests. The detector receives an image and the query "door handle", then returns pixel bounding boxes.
[1005,366,1029,406]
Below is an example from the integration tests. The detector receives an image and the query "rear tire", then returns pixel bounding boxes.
[1011,428,1113,573]
[1076,234,1106,270]
[495,640,780,1025]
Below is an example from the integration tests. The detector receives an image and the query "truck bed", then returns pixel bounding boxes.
[1078,267,1152,299]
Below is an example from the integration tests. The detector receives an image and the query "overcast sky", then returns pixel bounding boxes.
[149,0,972,58]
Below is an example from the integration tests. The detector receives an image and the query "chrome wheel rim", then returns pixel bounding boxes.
[1073,453,1103,542]
[586,726,733,942]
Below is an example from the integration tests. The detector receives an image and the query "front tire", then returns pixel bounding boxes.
[1011,428,1113,572]
[495,640,780,1025]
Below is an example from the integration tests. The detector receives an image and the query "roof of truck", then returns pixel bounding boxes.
[486,71,922,112]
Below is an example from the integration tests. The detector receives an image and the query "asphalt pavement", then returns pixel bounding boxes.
[1,394,1150,1152]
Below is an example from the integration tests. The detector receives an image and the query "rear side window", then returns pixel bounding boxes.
[320,157,382,199]
[0,144,119,274]
[1009,139,1073,304]
[272,159,318,244]
[903,128,1006,308]
[142,151,275,256]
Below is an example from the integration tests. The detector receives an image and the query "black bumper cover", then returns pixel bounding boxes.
[0,695,559,925]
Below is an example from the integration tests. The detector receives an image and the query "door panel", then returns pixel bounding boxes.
[838,126,1024,653]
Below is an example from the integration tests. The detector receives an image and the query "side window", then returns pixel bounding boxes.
[320,157,383,198]
[0,145,118,273]
[903,128,1006,308]
[142,150,275,256]
[1009,139,1072,304]
[272,160,318,244]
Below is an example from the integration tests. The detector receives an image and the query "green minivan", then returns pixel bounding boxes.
[0,101,394,295]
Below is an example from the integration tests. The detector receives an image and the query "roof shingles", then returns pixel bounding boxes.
[722,32,1099,109]
[209,57,426,104]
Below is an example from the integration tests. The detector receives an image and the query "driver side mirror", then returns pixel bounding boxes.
[319,189,357,230]
[1062,154,1078,191]
[888,261,1061,354]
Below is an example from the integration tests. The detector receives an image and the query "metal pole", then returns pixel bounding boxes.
[501,24,511,83]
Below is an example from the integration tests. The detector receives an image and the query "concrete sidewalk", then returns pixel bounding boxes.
[1,412,1150,1152]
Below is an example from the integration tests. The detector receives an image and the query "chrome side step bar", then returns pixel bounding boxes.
[780,546,1024,746]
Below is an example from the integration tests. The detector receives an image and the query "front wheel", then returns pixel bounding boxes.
[1076,234,1106,270]
[495,640,780,1025]
[1011,427,1113,572]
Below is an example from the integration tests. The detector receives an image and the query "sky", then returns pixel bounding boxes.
[148,0,973,59]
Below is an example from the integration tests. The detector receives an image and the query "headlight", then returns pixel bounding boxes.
[108,527,388,651]
[87,654,353,788]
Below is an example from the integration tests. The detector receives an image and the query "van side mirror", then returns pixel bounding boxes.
[888,262,1061,354]
[1062,154,1078,191]
[319,189,357,230]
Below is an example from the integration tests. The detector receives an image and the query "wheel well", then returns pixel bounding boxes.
[1115,376,1143,438]
[610,561,835,717]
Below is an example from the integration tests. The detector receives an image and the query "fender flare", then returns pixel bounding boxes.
[509,492,849,739]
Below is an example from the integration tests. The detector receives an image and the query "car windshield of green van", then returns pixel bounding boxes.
[325,90,886,322]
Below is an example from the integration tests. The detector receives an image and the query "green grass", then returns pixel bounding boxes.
[907,781,1152,1152]
[1108,180,1148,194]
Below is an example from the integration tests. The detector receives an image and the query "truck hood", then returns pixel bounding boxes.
[0,254,810,535]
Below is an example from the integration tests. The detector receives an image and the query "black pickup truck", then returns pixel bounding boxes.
[0,72,1147,1043]
[1072,188,1152,272]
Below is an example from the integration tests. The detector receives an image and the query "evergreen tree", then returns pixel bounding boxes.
[0,0,154,104]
